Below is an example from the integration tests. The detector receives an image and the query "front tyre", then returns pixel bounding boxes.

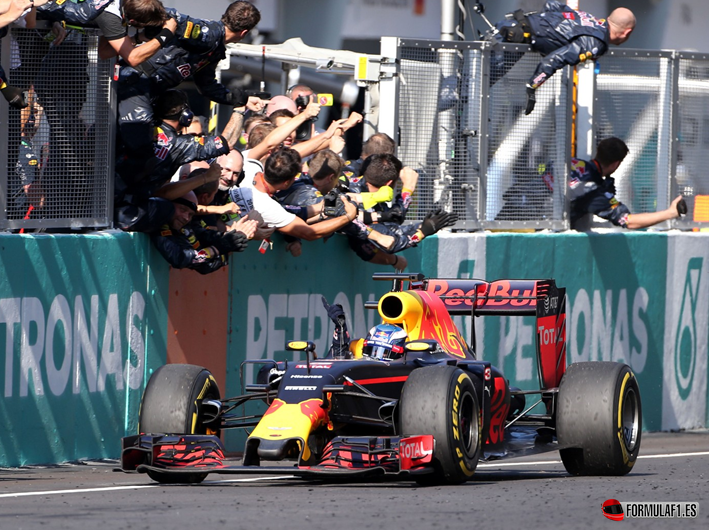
[139,364,221,484]
[400,365,481,485]
[556,362,641,476]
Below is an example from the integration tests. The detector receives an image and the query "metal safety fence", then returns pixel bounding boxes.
[594,50,674,222]
[0,25,114,231]
[1,28,708,232]
[391,39,571,230]
[386,39,709,230]
[675,52,709,226]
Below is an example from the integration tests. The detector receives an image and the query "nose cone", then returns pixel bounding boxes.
[247,399,327,463]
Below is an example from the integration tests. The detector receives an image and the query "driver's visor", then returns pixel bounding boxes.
[362,342,404,360]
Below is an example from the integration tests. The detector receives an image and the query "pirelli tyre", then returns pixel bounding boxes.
[139,364,221,484]
[556,362,641,476]
[400,365,481,485]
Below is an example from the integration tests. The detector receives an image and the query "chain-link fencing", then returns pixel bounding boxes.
[0,26,113,231]
[595,50,674,219]
[389,39,709,230]
[675,52,709,226]
[394,40,571,230]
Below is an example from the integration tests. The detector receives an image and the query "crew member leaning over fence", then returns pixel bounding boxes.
[274,149,401,259]
[36,0,176,66]
[115,90,250,233]
[116,1,260,161]
[150,190,257,275]
[346,154,458,264]
[0,0,33,109]
[487,1,635,115]
[568,137,687,231]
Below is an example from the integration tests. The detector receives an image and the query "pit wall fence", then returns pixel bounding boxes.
[1,231,707,466]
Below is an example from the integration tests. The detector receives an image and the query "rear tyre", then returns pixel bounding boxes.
[556,362,641,476]
[400,365,481,485]
[139,364,221,484]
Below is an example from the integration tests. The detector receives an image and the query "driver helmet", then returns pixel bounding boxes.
[362,324,407,360]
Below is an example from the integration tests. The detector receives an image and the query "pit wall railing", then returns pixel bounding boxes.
[2,230,707,466]
[378,38,709,231]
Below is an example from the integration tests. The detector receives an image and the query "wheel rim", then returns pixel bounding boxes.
[621,387,639,452]
[458,390,478,456]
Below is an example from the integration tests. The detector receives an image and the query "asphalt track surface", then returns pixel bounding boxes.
[1,432,707,530]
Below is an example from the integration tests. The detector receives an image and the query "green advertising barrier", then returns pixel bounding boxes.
[4,229,707,466]
[420,232,709,433]
[0,232,169,467]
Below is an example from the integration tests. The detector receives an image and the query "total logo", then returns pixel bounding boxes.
[400,439,433,459]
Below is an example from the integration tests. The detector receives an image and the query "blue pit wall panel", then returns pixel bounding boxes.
[2,230,708,465]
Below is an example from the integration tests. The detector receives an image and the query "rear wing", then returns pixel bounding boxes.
[427,278,541,316]
[372,273,557,316]
[371,273,567,389]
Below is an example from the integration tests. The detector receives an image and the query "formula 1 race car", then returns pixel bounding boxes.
[121,273,642,485]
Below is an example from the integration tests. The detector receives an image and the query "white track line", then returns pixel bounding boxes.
[1,451,707,498]
[0,485,158,499]
[477,450,709,468]
[0,475,295,499]
[478,460,563,468]
[639,451,709,459]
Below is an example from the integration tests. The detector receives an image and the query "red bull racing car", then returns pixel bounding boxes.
[121,273,642,485]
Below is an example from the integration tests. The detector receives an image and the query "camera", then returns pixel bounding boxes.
[335,178,350,194]
[294,93,334,110]
[246,90,271,100]
[294,94,334,141]
[322,189,344,218]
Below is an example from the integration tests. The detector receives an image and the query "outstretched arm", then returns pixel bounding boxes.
[528,35,605,89]
[250,101,321,160]
[221,97,267,147]
[99,17,178,65]
[626,195,685,229]
[278,198,357,240]
[154,162,221,201]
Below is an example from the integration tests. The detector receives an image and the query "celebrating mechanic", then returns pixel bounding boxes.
[487,1,636,114]
[150,190,257,275]
[229,147,360,242]
[116,0,261,161]
[114,89,246,233]
[568,137,687,230]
